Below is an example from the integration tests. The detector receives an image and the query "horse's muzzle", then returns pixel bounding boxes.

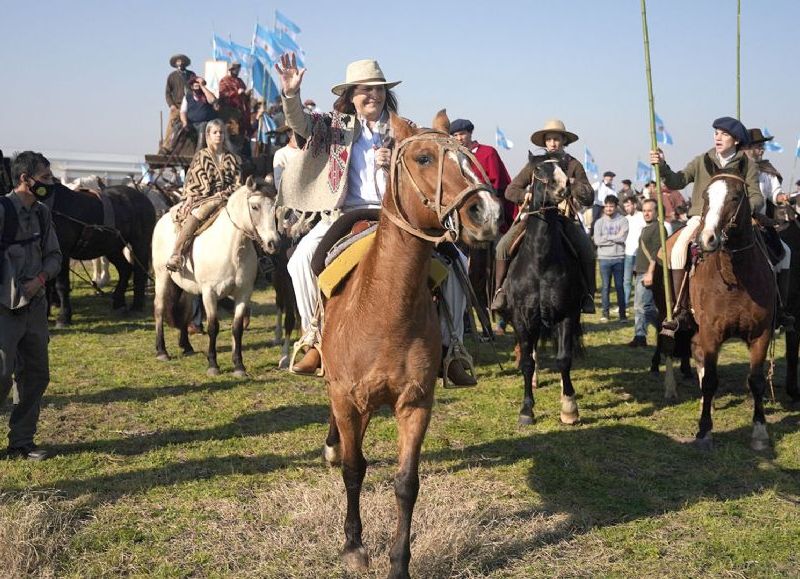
[461,191,501,242]
[700,229,720,252]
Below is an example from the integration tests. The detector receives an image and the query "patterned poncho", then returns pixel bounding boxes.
[178,148,241,220]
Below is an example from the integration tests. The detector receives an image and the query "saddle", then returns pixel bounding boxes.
[311,209,449,299]
[170,199,225,238]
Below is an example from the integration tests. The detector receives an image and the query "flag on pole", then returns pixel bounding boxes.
[584,147,599,178]
[796,137,800,158]
[655,113,674,145]
[254,23,280,62]
[213,35,235,62]
[275,10,301,38]
[229,41,254,87]
[253,45,274,68]
[636,160,653,183]
[762,128,784,153]
[252,58,280,103]
[495,127,513,150]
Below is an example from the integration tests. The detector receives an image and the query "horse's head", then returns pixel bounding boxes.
[230,175,281,254]
[385,110,501,245]
[528,153,569,208]
[698,174,750,253]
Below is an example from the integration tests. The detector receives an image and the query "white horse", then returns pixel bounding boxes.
[152,176,280,376]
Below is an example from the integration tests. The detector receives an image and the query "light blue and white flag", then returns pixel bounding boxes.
[762,128,784,153]
[584,147,599,178]
[253,45,274,68]
[796,136,800,159]
[655,113,674,145]
[252,58,280,103]
[213,35,235,62]
[636,160,653,183]
[229,41,254,87]
[254,23,280,62]
[275,10,301,38]
[495,127,513,150]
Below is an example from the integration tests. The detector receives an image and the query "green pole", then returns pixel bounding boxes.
[640,0,673,322]
[737,0,741,119]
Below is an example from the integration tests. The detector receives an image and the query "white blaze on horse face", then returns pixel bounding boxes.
[701,179,728,249]
[450,150,502,234]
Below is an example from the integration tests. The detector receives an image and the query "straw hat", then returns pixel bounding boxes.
[330,59,401,96]
[530,119,579,147]
[169,54,191,68]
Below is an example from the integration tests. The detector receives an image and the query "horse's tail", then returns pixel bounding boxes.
[162,277,192,329]
[539,317,584,358]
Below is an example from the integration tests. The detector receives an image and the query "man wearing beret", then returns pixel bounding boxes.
[650,116,763,329]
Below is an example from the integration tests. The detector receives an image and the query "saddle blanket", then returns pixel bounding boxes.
[318,231,450,299]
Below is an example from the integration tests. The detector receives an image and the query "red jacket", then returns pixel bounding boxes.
[469,142,513,229]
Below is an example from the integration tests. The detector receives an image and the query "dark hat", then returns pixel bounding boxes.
[712,116,750,146]
[603,171,616,178]
[227,61,241,71]
[621,179,632,185]
[449,119,475,135]
[746,127,773,146]
[169,54,191,68]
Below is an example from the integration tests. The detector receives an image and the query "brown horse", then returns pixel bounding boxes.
[687,174,775,451]
[320,111,500,577]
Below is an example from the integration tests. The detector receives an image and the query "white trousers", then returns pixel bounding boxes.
[287,220,467,344]
[669,215,790,271]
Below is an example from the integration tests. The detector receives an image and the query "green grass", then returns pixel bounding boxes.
[1,274,798,578]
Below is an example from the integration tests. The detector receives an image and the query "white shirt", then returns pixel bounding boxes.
[272,145,302,189]
[624,211,647,256]
[344,116,387,209]
[593,181,616,206]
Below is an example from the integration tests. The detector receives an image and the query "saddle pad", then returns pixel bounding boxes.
[656,229,681,264]
[318,232,449,299]
[99,192,115,228]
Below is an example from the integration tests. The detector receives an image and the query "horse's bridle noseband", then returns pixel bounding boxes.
[699,173,752,253]
[383,130,494,244]
[225,191,274,252]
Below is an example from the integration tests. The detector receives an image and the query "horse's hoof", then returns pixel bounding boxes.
[182,349,196,357]
[694,434,714,451]
[207,367,220,377]
[518,414,534,426]
[323,443,341,467]
[56,320,68,329]
[341,546,369,572]
[560,396,580,425]
[156,353,170,362]
[751,423,770,452]
[232,368,247,378]
[278,355,290,370]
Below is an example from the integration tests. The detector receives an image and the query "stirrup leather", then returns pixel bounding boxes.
[442,340,477,389]
[290,299,324,377]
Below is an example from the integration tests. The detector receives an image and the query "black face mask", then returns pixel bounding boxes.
[29,179,54,199]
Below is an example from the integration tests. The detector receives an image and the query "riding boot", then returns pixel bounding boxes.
[292,346,322,375]
[490,258,509,311]
[166,216,201,272]
[662,268,690,332]
[777,269,795,331]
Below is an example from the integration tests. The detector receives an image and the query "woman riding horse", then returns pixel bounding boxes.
[491,119,596,314]
[166,119,242,272]
[650,117,774,331]
[275,53,475,385]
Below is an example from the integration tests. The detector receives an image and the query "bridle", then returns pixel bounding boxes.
[699,173,753,253]
[383,130,494,244]
[225,190,275,252]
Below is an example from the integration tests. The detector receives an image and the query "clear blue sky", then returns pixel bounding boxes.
[3,0,799,184]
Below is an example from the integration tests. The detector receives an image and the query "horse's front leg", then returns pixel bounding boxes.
[330,397,370,573]
[516,327,538,426]
[204,291,220,376]
[107,250,132,312]
[154,275,170,361]
[557,318,579,424]
[748,331,772,451]
[231,297,249,377]
[693,340,718,450]
[323,412,341,466]
[786,329,800,402]
[389,404,432,579]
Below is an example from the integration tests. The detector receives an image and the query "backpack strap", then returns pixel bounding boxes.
[0,196,48,251]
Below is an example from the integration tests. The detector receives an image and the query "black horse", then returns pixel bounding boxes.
[778,215,800,402]
[46,183,156,326]
[501,154,583,425]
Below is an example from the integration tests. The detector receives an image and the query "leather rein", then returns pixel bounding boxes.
[383,131,494,244]
[224,190,274,252]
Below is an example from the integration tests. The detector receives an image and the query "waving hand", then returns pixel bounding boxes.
[275,53,306,97]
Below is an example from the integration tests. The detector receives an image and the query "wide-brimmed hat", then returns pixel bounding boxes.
[169,54,191,68]
[331,59,401,96]
[747,128,773,146]
[530,119,579,147]
[227,61,241,71]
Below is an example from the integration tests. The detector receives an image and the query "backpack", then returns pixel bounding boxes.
[0,195,48,255]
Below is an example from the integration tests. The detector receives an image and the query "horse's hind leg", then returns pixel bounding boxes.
[517,328,538,426]
[694,342,718,450]
[129,240,150,312]
[748,331,771,451]
[557,318,579,424]
[330,397,370,572]
[204,290,221,376]
[389,404,432,579]
[154,274,170,361]
[786,329,800,402]
[231,297,249,377]
[107,250,132,312]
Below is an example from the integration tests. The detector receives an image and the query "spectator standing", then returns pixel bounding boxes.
[622,195,646,306]
[591,171,616,233]
[180,75,219,152]
[593,195,628,322]
[627,198,663,347]
[618,178,637,200]
[164,54,195,150]
[272,126,301,189]
[219,62,252,138]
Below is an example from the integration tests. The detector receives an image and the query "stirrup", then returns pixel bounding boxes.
[166,254,185,272]
[290,327,324,377]
[442,341,477,389]
[490,288,507,312]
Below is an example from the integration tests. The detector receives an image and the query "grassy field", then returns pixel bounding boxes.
[1,274,799,578]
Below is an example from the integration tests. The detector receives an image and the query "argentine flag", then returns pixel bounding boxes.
[636,161,653,183]
[495,127,513,150]
[584,147,599,178]
[655,113,673,145]
[762,128,784,153]
[275,10,301,38]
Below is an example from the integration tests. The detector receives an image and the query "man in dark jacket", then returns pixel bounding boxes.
[164,54,195,149]
[491,119,596,313]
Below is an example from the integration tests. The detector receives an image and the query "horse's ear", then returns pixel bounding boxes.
[390,112,414,141]
[432,109,449,134]
[528,151,536,164]
[245,175,256,190]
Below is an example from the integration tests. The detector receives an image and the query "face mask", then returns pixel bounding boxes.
[29,179,54,199]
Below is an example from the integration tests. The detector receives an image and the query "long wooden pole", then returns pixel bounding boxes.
[737,0,741,119]
[640,0,673,322]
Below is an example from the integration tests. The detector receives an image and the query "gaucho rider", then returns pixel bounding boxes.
[274,52,476,385]
[490,119,597,313]
[166,119,242,272]
[650,116,791,331]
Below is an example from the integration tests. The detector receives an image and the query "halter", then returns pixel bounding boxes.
[383,130,494,244]
[701,173,753,253]
[225,190,274,252]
